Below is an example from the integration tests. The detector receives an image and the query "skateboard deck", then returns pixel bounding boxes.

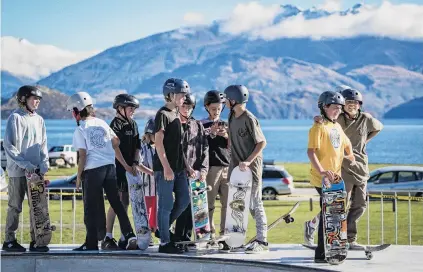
[190,174,212,241]
[126,172,151,250]
[302,244,391,260]
[224,166,252,248]
[322,175,348,265]
[26,170,55,247]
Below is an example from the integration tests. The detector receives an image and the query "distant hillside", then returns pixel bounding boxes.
[384,97,423,119]
[1,86,155,120]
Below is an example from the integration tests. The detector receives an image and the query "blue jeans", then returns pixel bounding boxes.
[155,170,190,244]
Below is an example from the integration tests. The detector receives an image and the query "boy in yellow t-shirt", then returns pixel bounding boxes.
[307,91,355,263]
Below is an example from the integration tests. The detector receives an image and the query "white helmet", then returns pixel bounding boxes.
[66,92,93,112]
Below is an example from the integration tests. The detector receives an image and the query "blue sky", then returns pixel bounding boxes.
[1,0,421,51]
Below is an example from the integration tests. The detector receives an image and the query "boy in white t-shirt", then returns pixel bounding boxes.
[66,92,137,251]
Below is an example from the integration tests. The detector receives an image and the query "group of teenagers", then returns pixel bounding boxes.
[2,80,382,263]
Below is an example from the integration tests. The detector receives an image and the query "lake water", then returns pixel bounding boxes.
[1,119,422,164]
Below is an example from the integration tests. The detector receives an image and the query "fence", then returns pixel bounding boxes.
[0,189,422,246]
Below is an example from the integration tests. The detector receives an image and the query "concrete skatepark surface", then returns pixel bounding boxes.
[1,244,422,272]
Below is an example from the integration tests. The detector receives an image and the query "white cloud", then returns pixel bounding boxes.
[221,1,423,40]
[319,0,342,12]
[221,2,281,34]
[1,36,99,80]
[183,12,205,25]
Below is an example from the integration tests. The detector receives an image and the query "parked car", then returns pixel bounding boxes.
[367,166,423,197]
[47,174,81,200]
[48,145,77,167]
[1,139,7,170]
[262,161,294,200]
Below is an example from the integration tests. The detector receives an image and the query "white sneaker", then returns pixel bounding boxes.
[349,241,365,250]
[304,221,316,246]
[245,241,269,254]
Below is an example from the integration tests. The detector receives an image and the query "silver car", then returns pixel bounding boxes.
[261,161,295,200]
[367,166,423,197]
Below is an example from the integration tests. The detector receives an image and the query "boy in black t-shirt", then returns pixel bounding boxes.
[200,90,231,250]
[103,94,153,250]
[154,78,191,254]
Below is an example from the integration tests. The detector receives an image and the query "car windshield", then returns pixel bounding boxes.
[50,146,65,152]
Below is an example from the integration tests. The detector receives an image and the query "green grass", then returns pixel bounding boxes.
[1,198,422,246]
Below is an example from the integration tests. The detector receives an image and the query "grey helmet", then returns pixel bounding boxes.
[224,85,249,104]
[204,90,225,106]
[163,78,190,96]
[16,85,42,104]
[66,92,93,112]
[144,118,155,134]
[318,91,345,109]
[336,85,363,105]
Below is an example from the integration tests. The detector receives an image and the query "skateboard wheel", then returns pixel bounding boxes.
[218,243,224,250]
[290,217,294,223]
[284,218,290,224]
[366,252,373,260]
[51,225,56,231]
[206,186,212,191]
[206,244,211,249]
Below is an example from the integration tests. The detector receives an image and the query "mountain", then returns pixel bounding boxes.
[1,71,33,99]
[0,86,155,120]
[384,97,423,119]
[29,3,423,119]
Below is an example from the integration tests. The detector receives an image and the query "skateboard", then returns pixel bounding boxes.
[224,166,252,248]
[302,244,391,260]
[126,172,151,250]
[245,201,300,246]
[321,175,348,265]
[26,170,56,247]
[175,172,212,249]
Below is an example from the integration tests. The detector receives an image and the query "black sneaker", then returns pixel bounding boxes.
[124,232,138,250]
[101,237,119,250]
[73,243,99,251]
[29,241,49,252]
[155,229,161,239]
[218,241,231,252]
[159,242,184,254]
[2,240,26,252]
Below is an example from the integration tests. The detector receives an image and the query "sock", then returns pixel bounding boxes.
[106,233,113,239]
[120,234,125,241]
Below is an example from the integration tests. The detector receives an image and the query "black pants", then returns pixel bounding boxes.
[174,204,193,241]
[315,187,325,259]
[82,164,133,247]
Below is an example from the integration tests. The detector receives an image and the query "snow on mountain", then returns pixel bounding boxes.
[1,36,98,80]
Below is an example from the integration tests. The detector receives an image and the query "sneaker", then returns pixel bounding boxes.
[349,241,364,250]
[158,242,184,254]
[124,232,138,250]
[29,241,49,252]
[118,238,127,250]
[304,221,316,246]
[218,241,231,253]
[101,237,119,250]
[149,234,155,247]
[2,240,26,252]
[245,240,269,254]
[73,243,99,251]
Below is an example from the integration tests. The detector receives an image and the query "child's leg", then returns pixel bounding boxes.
[218,167,229,236]
[315,187,325,260]
[249,158,268,242]
[206,166,224,235]
[4,177,27,242]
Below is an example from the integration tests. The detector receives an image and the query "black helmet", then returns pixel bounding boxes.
[144,118,155,134]
[336,85,363,105]
[113,94,140,109]
[184,93,196,109]
[204,90,225,106]
[16,85,42,104]
[318,91,345,108]
[163,78,190,96]
[224,85,249,104]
